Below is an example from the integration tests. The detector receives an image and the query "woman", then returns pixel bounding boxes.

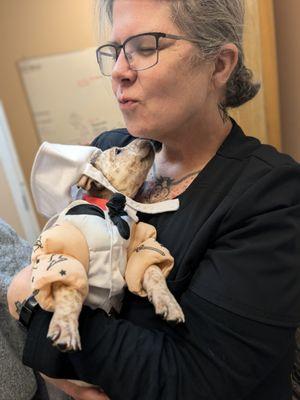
[8,0,300,399]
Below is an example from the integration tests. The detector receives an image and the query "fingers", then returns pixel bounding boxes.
[72,386,110,400]
[39,375,110,400]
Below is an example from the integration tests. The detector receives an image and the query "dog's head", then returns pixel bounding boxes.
[77,139,155,198]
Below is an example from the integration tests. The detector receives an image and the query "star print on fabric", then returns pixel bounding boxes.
[59,269,67,276]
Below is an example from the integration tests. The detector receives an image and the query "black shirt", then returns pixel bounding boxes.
[23,121,300,399]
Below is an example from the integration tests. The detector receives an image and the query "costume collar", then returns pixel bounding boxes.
[82,194,108,210]
[82,163,179,215]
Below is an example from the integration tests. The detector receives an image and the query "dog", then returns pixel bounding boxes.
[29,139,184,353]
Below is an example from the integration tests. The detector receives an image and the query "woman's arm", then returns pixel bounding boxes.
[7,269,110,400]
[41,374,110,400]
[22,291,296,400]
[7,265,32,319]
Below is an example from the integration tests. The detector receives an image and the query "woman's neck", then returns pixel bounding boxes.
[134,117,233,204]
[155,117,232,179]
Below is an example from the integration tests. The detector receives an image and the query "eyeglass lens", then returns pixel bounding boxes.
[98,34,159,76]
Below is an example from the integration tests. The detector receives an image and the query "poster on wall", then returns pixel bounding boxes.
[18,47,125,145]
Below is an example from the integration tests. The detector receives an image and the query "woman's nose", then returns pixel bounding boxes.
[111,49,137,82]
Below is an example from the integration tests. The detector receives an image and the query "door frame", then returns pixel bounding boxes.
[0,100,40,243]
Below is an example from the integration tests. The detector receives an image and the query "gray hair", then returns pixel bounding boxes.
[97,0,260,109]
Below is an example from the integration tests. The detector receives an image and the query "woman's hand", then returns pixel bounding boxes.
[7,264,32,319]
[70,386,110,400]
[41,374,110,400]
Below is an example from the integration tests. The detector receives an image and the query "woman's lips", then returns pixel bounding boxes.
[118,100,138,110]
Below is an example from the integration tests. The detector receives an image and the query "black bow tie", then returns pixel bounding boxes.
[107,193,130,240]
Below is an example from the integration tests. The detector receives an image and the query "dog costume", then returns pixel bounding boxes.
[30,142,180,314]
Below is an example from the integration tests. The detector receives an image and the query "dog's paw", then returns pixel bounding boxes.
[149,287,185,323]
[47,314,81,352]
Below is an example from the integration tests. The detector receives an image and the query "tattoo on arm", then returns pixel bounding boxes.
[14,290,39,315]
[15,300,25,315]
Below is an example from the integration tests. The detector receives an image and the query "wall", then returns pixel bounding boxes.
[274,0,300,161]
[0,0,98,225]
[231,0,281,149]
[0,0,283,181]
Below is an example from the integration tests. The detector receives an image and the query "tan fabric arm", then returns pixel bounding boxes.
[31,221,90,311]
[32,253,89,311]
[31,221,90,272]
[127,222,157,259]
[125,237,174,297]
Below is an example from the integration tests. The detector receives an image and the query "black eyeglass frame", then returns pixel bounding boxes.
[96,32,200,76]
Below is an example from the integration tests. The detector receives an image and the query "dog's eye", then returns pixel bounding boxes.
[115,148,122,155]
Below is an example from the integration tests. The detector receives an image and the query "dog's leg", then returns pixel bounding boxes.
[142,265,185,323]
[47,282,84,352]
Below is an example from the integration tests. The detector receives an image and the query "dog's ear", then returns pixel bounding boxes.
[77,175,105,193]
[90,149,102,166]
[77,175,94,191]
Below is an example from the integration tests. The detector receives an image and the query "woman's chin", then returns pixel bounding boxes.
[124,122,160,141]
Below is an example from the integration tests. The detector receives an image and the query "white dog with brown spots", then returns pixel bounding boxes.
[8,139,184,354]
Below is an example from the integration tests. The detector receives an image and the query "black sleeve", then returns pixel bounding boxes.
[192,164,300,326]
[23,294,295,400]
[90,129,134,150]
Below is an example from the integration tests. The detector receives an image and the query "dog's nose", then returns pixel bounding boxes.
[136,139,161,153]
[134,139,152,151]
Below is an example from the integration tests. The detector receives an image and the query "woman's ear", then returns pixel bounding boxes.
[212,43,239,89]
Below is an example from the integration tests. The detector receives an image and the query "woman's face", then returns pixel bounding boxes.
[110,0,216,142]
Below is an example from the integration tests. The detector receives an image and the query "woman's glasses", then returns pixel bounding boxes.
[96,32,200,77]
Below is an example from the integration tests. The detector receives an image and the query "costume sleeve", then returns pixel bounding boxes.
[126,222,174,296]
[31,222,89,311]
[31,254,88,311]
[22,164,300,399]
[190,164,300,325]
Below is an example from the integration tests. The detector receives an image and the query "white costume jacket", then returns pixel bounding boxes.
[30,142,180,314]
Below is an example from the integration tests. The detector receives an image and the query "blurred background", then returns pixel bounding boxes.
[0,0,298,241]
